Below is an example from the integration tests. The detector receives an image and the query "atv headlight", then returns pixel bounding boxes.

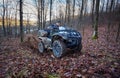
[69,32,77,37]
[59,31,69,36]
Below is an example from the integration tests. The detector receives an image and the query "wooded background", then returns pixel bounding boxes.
[0,0,120,42]
[0,0,120,78]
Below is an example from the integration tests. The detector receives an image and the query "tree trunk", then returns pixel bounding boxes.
[106,0,109,13]
[67,0,70,26]
[2,0,6,36]
[80,0,84,19]
[116,23,120,42]
[109,0,114,12]
[38,0,41,30]
[20,0,23,42]
[91,0,95,28]
[6,3,9,36]
[116,0,119,5]
[101,0,105,13]
[72,0,75,21]
[107,0,114,41]
[65,0,70,25]
[65,0,68,23]
[84,0,88,16]
[42,0,45,28]
[92,0,100,39]
[50,0,52,24]
[41,0,43,29]
[27,14,30,33]
[72,0,75,27]
[78,0,84,27]
[14,2,18,37]
[15,8,18,37]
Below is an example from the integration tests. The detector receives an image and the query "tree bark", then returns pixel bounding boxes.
[107,0,114,40]
[92,0,100,39]
[92,0,95,28]
[106,0,109,13]
[42,0,45,28]
[20,0,23,42]
[65,0,70,25]
[78,0,84,27]
[38,0,41,30]
[116,23,120,42]
[72,0,75,26]
[72,0,75,21]
[67,0,70,26]
[65,0,67,23]
[84,0,88,16]
[41,0,43,29]
[14,1,18,36]
[2,0,6,36]
[101,0,105,13]
[80,0,84,19]
[50,0,52,24]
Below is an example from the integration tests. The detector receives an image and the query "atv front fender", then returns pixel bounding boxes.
[52,33,68,41]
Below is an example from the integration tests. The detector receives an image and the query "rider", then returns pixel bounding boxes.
[47,21,61,29]
[46,21,61,38]
[54,21,61,27]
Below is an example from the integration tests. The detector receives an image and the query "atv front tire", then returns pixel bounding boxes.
[52,40,66,58]
[76,43,82,52]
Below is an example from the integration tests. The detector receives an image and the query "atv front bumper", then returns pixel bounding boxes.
[66,37,82,49]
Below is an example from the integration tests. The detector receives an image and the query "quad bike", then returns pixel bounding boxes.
[38,26,82,58]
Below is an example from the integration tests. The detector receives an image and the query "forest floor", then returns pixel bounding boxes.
[0,25,120,78]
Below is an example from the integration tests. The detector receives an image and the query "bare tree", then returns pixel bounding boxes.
[2,0,6,36]
[65,0,71,25]
[65,0,67,23]
[20,0,23,42]
[72,0,75,27]
[91,0,95,28]
[77,0,84,27]
[7,0,13,36]
[50,0,52,24]
[92,0,100,39]
[43,1,49,28]
[33,0,41,30]
[83,0,88,16]
[41,0,45,29]
[106,0,110,13]
[58,5,64,24]
[33,0,49,29]
[38,0,41,30]
[107,0,115,40]
[40,0,43,29]
[72,0,75,19]
[42,0,45,29]
[67,0,71,26]
[14,0,19,37]
[80,0,84,19]
[100,0,105,13]
[116,23,120,42]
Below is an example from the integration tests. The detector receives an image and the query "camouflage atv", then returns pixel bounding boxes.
[38,26,82,58]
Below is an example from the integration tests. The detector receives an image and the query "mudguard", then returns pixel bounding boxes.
[52,33,68,41]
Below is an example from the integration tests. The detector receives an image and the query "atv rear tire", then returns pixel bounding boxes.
[38,41,45,53]
[52,40,66,58]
